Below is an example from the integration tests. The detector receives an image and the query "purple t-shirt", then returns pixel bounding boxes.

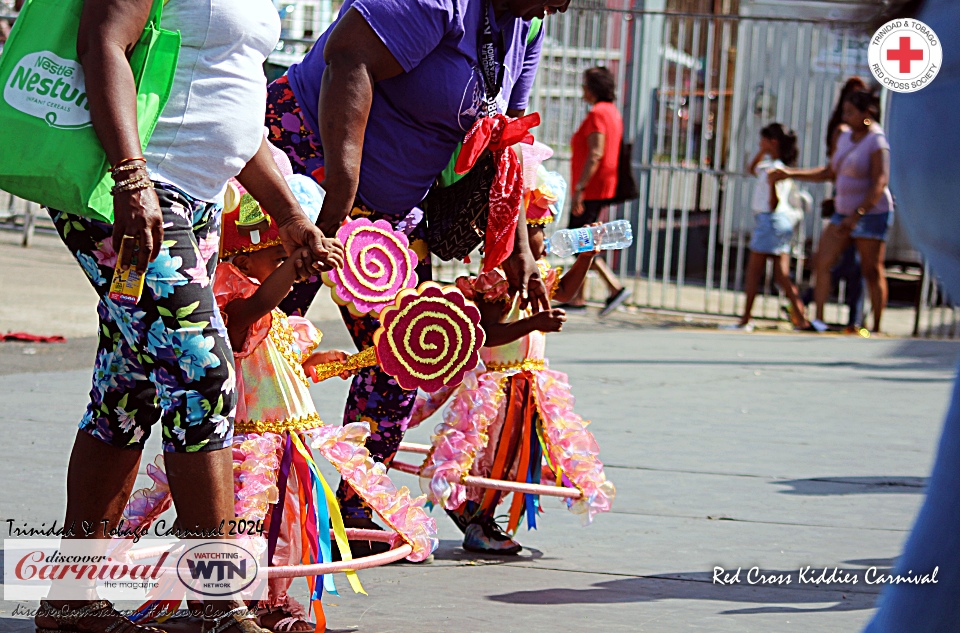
[285,0,543,214]
[831,126,893,216]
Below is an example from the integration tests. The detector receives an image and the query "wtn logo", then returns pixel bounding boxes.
[186,560,248,581]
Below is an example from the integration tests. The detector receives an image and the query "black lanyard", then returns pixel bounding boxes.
[478,0,505,116]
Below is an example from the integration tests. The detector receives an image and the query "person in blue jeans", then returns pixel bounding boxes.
[864,0,960,630]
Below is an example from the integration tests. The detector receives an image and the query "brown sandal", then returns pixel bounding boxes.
[255,608,312,633]
[35,599,164,633]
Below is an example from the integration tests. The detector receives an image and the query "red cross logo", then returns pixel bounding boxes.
[887,36,924,74]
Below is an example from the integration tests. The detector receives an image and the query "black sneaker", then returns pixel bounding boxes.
[462,517,522,555]
[599,287,631,317]
[445,508,471,534]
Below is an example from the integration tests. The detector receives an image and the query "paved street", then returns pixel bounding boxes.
[2,233,959,632]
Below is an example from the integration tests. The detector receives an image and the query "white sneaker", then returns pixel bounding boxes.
[811,319,828,332]
[720,323,754,332]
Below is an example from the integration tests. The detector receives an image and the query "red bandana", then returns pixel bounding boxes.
[456,113,540,272]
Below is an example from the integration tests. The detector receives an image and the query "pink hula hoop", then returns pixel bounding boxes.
[393,443,583,500]
[122,529,412,577]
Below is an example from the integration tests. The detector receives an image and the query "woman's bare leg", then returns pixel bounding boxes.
[592,257,624,296]
[165,448,244,617]
[813,223,851,322]
[36,432,142,630]
[855,238,888,333]
[773,253,809,328]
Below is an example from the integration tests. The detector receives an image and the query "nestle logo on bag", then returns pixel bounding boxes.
[3,51,91,129]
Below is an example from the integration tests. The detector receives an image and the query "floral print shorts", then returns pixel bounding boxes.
[49,182,237,453]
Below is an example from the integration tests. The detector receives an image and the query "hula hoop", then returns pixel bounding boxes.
[121,529,412,576]
[393,443,583,500]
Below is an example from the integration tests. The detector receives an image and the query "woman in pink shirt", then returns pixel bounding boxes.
[771,89,893,333]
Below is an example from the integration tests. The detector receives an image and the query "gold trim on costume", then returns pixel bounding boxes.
[526,216,554,226]
[549,266,562,301]
[221,237,284,259]
[484,359,546,373]
[234,412,324,435]
[268,310,313,387]
[310,346,378,382]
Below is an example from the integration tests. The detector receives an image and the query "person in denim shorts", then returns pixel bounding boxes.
[771,89,894,333]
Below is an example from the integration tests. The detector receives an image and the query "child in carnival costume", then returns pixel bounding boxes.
[410,150,616,554]
[123,140,437,632]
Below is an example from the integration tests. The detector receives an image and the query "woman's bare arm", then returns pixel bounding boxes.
[770,164,834,184]
[316,8,404,236]
[77,0,161,270]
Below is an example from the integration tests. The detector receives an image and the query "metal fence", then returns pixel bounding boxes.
[916,267,960,339]
[0,189,43,247]
[1,3,955,336]
[431,5,955,338]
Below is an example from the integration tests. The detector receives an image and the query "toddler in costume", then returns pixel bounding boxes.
[410,164,616,555]
[215,174,438,630]
[123,143,437,633]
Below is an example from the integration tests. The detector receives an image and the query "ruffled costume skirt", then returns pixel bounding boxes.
[120,308,437,629]
[413,362,615,533]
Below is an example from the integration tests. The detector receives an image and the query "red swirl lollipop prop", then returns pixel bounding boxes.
[374,282,485,393]
[309,282,484,392]
[322,218,418,317]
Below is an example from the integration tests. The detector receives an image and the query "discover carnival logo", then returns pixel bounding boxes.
[3,51,92,128]
[3,538,267,602]
[868,19,942,93]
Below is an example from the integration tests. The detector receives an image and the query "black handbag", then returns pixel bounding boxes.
[422,152,496,261]
[602,141,639,205]
[421,0,503,262]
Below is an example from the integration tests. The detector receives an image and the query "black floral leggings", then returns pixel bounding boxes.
[50,183,236,453]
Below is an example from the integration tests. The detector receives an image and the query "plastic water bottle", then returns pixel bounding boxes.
[546,220,633,257]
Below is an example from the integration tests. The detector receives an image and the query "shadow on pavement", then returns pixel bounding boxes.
[486,561,893,614]
[0,617,34,633]
[773,476,927,496]
[562,358,955,374]
[431,539,544,564]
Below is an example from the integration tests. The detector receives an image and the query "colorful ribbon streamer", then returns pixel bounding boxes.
[289,432,366,596]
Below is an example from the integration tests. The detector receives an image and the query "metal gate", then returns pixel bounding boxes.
[527,6,878,323]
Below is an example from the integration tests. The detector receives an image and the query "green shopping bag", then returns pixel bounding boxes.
[0,0,179,223]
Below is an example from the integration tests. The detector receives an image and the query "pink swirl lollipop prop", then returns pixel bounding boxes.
[375,282,485,393]
[323,218,418,317]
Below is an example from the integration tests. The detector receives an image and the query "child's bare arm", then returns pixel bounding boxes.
[223,248,308,349]
[478,296,566,348]
[303,350,350,367]
[554,221,602,304]
[553,252,596,304]
[747,148,765,176]
[476,298,528,348]
[303,349,353,380]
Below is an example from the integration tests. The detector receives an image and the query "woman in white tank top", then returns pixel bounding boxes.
[36,4,345,633]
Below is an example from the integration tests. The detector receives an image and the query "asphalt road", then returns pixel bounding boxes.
[2,317,958,632]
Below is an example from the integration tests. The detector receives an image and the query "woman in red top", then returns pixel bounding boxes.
[564,66,630,316]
